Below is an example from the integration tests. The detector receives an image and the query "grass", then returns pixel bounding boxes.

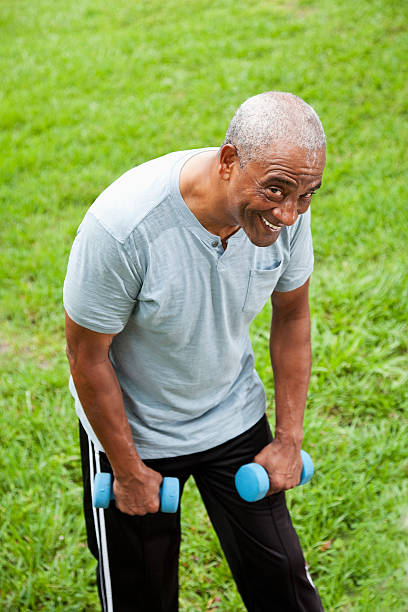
[1,0,407,609]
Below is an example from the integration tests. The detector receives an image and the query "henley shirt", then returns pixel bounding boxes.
[63,148,314,458]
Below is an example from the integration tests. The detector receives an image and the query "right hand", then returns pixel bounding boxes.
[112,463,163,516]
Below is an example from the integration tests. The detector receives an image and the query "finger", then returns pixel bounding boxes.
[268,477,298,494]
[115,502,147,516]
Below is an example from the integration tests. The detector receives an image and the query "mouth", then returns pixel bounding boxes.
[259,215,282,233]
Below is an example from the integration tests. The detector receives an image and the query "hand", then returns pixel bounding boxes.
[112,463,163,516]
[253,440,303,494]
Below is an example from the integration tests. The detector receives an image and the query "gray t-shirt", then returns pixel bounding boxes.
[63,148,314,459]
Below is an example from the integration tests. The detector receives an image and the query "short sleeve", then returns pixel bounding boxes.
[63,212,142,333]
[274,208,314,292]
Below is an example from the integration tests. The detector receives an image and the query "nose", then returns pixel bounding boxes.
[272,196,299,226]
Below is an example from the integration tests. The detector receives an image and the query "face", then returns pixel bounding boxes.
[219,143,326,247]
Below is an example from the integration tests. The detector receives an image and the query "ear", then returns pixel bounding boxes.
[218,144,239,181]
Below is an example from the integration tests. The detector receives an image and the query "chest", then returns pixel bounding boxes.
[133,230,288,336]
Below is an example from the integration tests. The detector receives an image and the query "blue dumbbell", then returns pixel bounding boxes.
[235,449,314,502]
[93,472,180,513]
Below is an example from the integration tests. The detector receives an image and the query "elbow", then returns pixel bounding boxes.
[65,341,78,372]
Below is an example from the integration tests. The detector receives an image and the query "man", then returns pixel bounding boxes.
[64,91,326,612]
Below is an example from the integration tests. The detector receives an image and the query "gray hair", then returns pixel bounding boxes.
[222,92,326,166]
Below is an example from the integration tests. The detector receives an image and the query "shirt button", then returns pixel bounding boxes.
[211,240,219,247]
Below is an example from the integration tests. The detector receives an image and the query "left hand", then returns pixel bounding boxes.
[253,440,303,494]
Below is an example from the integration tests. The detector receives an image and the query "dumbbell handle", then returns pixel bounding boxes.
[235,449,314,502]
[93,472,180,513]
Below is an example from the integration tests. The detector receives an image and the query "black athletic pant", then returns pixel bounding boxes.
[79,416,324,612]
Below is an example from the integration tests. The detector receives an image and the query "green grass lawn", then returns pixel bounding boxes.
[1,0,407,609]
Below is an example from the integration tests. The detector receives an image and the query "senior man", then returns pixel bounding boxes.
[64,91,326,612]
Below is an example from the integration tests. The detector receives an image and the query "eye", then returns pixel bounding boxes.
[267,187,283,197]
[302,191,316,199]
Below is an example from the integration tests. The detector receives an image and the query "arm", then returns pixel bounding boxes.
[65,312,163,515]
[253,278,312,493]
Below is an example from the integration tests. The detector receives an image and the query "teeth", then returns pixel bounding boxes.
[261,216,280,230]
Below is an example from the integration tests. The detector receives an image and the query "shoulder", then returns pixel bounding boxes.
[288,208,312,241]
[88,149,207,243]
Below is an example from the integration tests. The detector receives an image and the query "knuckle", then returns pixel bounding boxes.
[116,498,146,516]
[148,499,160,514]
[127,508,140,516]
[271,477,285,491]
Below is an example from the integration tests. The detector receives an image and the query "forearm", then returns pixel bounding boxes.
[68,354,144,480]
[65,315,162,515]
[270,310,311,448]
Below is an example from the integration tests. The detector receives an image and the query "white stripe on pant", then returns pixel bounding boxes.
[88,438,114,612]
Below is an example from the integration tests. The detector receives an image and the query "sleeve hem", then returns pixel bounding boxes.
[274,268,313,293]
[64,304,125,335]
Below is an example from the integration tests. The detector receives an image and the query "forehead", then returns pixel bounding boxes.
[250,143,326,180]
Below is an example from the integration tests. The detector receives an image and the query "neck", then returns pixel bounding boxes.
[179,150,240,241]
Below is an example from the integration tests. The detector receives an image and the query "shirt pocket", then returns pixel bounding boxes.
[242,261,283,315]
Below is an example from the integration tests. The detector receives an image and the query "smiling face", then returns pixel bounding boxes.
[218,143,326,247]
